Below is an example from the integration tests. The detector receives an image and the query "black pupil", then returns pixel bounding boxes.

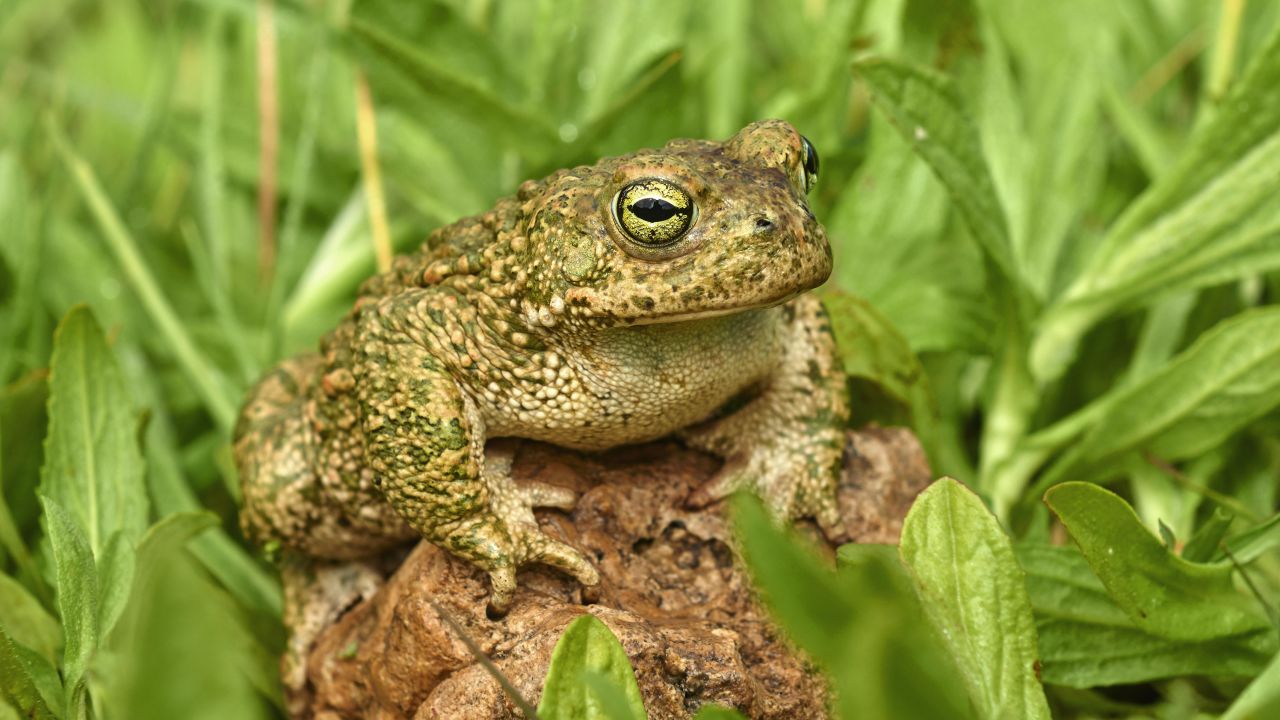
[630,196,679,223]
[802,136,819,177]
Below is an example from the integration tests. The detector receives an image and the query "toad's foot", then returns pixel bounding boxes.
[460,443,600,616]
[681,295,850,541]
[684,421,848,540]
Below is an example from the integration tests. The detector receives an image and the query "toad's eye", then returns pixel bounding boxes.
[613,178,694,246]
[800,135,819,192]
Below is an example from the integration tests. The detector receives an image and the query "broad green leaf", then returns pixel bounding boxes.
[853,58,1021,295]
[1017,544,1273,687]
[42,496,99,717]
[691,705,749,720]
[6,640,61,718]
[732,495,857,662]
[135,512,219,567]
[580,670,645,720]
[978,1,1115,300]
[1044,482,1272,642]
[740,499,973,720]
[143,405,282,620]
[95,530,136,644]
[1221,649,1280,720]
[537,614,645,720]
[826,112,993,356]
[0,572,61,663]
[1032,23,1280,382]
[106,522,271,720]
[0,623,57,720]
[822,291,940,466]
[899,478,1051,720]
[1044,308,1280,485]
[38,306,148,556]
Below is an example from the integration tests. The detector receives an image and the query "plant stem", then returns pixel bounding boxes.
[256,0,280,289]
[354,71,393,273]
[1208,0,1248,103]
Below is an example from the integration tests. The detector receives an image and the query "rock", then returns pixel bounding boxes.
[295,426,932,719]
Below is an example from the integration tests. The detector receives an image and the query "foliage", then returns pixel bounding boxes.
[2,0,1279,718]
[538,614,645,720]
[899,478,1051,720]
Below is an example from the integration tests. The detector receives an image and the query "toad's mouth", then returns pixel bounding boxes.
[619,288,806,326]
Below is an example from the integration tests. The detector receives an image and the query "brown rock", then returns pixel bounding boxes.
[298,426,931,719]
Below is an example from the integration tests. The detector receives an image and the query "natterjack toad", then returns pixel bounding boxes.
[235,120,850,619]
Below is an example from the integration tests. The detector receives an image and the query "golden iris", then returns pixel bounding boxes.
[614,179,694,246]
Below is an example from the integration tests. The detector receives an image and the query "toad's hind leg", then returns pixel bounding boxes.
[234,356,407,706]
[278,556,383,711]
[233,354,413,560]
[354,320,599,615]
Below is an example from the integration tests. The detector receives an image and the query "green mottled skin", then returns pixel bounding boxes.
[234,120,850,617]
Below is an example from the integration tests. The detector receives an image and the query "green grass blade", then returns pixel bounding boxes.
[198,8,230,296]
[1219,514,1280,565]
[48,122,239,432]
[1221,648,1280,720]
[138,365,281,620]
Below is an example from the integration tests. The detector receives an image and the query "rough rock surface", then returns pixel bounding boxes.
[297,426,932,719]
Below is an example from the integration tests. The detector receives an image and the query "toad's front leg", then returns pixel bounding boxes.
[682,294,851,539]
[354,320,599,615]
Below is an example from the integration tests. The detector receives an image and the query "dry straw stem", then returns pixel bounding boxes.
[355,70,393,273]
[256,0,280,288]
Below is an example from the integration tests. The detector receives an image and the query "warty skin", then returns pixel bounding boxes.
[235,120,851,626]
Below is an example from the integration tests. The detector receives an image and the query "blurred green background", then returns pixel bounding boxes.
[3,0,1280,718]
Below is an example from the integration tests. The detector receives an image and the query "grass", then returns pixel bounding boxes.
[2,0,1280,718]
